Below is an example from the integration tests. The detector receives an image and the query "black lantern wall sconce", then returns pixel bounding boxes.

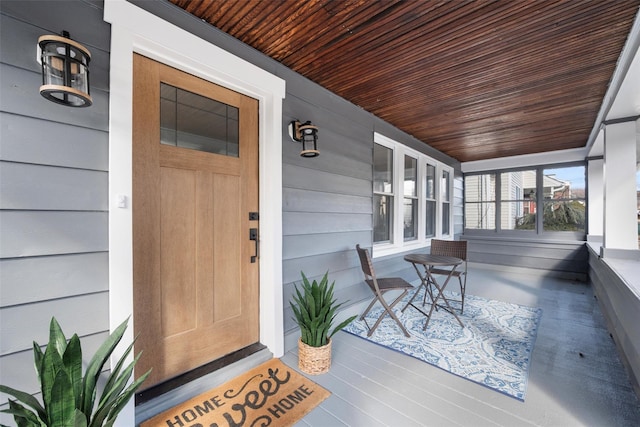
[288,120,319,158]
[37,31,92,107]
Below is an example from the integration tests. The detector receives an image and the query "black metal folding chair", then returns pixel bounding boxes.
[355,244,414,337]
[428,239,468,313]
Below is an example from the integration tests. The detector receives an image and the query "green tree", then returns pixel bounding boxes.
[516,201,585,231]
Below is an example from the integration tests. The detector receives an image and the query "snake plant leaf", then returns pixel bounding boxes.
[91,351,140,427]
[329,315,358,339]
[317,303,331,321]
[10,417,37,427]
[316,323,330,346]
[309,318,321,346]
[300,271,310,287]
[62,334,83,410]
[48,369,75,427]
[72,409,87,427]
[298,300,312,326]
[80,318,129,417]
[0,386,46,421]
[325,306,338,325]
[290,304,302,327]
[293,282,306,303]
[98,340,134,409]
[305,291,316,319]
[41,338,66,423]
[310,283,320,315]
[320,277,330,298]
[49,318,68,358]
[1,399,45,427]
[101,368,151,427]
[32,342,44,381]
[94,370,150,427]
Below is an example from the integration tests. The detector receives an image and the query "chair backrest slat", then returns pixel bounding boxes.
[430,239,467,261]
[356,244,375,278]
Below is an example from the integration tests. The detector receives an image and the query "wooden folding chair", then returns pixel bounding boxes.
[428,239,468,313]
[355,244,414,337]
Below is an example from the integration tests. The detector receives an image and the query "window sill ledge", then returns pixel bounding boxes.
[373,240,431,259]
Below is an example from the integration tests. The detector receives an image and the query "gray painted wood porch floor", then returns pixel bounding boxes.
[283,265,640,427]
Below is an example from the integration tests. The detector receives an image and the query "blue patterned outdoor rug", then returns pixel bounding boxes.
[343,288,542,400]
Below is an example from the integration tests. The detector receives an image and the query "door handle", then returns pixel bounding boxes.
[249,228,258,263]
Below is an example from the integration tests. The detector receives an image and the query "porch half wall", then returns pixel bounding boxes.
[588,246,640,395]
[464,235,589,281]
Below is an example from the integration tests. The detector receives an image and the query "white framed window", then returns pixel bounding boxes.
[404,155,418,241]
[374,133,453,257]
[373,143,394,243]
[464,163,586,235]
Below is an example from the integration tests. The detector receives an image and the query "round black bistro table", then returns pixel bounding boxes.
[402,253,464,330]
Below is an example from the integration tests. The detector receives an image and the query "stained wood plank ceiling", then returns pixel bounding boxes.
[169,0,639,162]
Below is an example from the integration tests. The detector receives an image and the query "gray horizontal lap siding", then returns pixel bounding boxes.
[0,162,108,210]
[464,236,588,279]
[0,0,110,418]
[282,91,376,335]
[0,253,109,307]
[0,211,108,258]
[1,113,108,170]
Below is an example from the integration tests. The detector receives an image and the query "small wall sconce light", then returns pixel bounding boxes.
[38,31,92,107]
[288,120,319,157]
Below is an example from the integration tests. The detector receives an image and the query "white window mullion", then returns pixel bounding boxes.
[434,164,441,237]
[393,146,404,247]
[440,166,453,237]
[417,159,426,243]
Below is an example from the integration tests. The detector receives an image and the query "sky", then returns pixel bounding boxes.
[546,166,640,191]
[544,167,585,190]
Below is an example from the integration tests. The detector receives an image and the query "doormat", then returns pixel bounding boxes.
[141,358,330,427]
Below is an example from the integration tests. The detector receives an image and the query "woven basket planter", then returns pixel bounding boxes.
[298,338,332,375]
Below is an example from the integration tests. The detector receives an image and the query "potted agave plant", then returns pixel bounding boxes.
[0,317,150,427]
[290,271,357,375]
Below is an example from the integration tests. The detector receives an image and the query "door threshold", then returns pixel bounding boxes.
[135,344,271,423]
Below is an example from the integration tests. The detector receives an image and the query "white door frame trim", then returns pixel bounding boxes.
[104,0,285,400]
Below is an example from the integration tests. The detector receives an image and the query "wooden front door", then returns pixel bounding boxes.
[132,54,259,388]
